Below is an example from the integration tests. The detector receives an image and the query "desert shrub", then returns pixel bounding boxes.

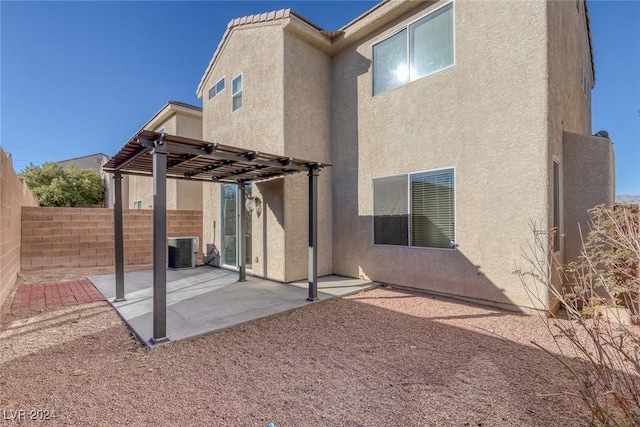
[516,204,640,426]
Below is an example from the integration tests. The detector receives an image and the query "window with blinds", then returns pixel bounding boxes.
[373,175,409,245]
[411,169,455,248]
[373,168,455,249]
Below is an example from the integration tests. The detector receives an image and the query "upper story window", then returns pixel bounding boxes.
[133,200,142,210]
[208,77,225,100]
[373,2,454,96]
[232,74,243,111]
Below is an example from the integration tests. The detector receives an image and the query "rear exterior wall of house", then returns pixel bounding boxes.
[201,24,289,281]
[331,0,551,310]
[192,0,611,310]
[546,0,614,268]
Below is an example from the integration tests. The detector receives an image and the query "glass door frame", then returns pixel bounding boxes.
[220,183,252,271]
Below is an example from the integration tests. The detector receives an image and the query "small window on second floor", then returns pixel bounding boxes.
[208,77,225,100]
[232,74,243,111]
[133,200,142,210]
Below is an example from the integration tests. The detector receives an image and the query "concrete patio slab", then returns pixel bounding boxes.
[89,266,377,346]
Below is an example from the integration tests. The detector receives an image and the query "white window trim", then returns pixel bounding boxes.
[208,76,226,100]
[371,166,457,250]
[232,73,243,111]
[133,200,142,210]
[371,0,456,97]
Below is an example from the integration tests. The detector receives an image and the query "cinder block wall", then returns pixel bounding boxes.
[0,148,38,307]
[21,207,203,271]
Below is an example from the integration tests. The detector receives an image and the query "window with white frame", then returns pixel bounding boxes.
[373,168,455,249]
[373,3,454,96]
[232,74,243,111]
[208,77,225,100]
[133,200,142,210]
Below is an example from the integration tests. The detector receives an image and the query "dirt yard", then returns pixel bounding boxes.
[1,267,588,426]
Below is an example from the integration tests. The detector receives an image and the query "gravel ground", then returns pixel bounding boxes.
[0,267,591,426]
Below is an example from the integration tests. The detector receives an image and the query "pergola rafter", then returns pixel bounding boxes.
[103,130,328,345]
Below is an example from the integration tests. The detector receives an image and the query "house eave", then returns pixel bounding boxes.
[143,102,202,132]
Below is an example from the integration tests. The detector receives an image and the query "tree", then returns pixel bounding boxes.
[20,163,105,207]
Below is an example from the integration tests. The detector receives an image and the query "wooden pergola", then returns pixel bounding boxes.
[103,130,328,344]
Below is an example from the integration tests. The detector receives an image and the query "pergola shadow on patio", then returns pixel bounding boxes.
[89,268,377,344]
[103,130,330,346]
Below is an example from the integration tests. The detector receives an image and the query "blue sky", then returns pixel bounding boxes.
[1,1,639,195]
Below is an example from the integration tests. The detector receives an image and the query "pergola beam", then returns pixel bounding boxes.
[105,130,329,346]
[114,146,151,171]
[161,140,311,172]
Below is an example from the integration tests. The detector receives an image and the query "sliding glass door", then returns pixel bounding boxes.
[221,184,252,270]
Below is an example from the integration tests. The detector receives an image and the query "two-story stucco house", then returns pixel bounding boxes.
[192,0,614,311]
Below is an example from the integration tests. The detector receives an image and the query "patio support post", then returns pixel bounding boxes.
[113,171,125,302]
[238,181,247,282]
[307,165,319,301]
[150,134,169,345]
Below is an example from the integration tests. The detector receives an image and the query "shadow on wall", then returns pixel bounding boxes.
[331,50,371,276]
[355,225,521,312]
[257,179,285,279]
[329,48,522,311]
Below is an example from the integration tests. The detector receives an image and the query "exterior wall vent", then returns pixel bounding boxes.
[168,237,198,269]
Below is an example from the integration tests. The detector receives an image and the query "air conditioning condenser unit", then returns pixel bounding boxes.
[168,237,198,269]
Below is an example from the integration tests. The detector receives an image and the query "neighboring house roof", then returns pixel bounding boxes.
[56,153,110,174]
[196,0,597,97]
[166,100,202,112]
[142,100,203,132]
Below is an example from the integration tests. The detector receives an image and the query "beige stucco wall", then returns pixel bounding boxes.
[331,0,550,310]
[282,29,333,281]
[176,113,203,140]
[202,181,221,264]
[201,24,287,281]
[563,132,615,263]
[546,0,595,264]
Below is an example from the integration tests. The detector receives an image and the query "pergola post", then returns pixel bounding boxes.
[238,181,247,282]
[307,165,319,301]
[113,171,125,302]
[150,135,169,345]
